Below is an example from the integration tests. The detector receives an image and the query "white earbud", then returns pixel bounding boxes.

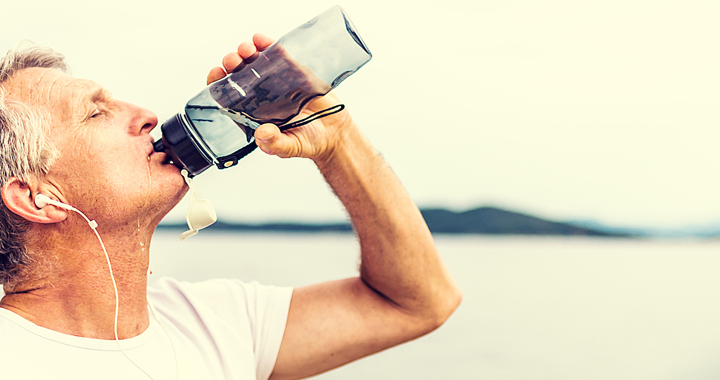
[34,194,75,211]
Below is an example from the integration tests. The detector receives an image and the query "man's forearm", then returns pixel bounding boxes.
[314,120,462,326]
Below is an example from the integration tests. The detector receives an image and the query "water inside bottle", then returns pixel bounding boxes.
[184,43,331,159]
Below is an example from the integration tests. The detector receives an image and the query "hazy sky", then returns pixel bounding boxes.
[1,0,718,228]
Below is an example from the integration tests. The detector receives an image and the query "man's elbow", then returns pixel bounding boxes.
[417,284,463,336]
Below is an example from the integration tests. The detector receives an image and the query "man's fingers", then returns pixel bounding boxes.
[237,41,258,60]
[207,34,274,85]
[206,66,227,85]
[253,33,274,51]
[221,52,243,74]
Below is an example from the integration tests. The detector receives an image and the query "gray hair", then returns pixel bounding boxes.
[0,43,66,288]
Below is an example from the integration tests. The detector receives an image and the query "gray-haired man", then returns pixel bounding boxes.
[0,35,461,379]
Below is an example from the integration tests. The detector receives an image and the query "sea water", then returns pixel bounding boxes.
[4,233,719,379]
[146,232,720,380]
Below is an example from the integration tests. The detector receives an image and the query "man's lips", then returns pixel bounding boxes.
[147,149,174,165]
[162,153,175,165]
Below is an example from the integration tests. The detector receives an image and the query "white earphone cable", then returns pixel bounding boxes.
[70,206,177,380]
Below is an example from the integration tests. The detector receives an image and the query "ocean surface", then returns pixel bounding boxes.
[5,232,720,379]
[145,231,720,380]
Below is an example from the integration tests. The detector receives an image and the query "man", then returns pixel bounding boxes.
[0,34,462,379]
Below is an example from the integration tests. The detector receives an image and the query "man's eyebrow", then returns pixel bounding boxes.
[86,86,112,103]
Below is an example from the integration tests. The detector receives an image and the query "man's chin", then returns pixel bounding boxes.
[150,175,189,218]
[151,194,186,227]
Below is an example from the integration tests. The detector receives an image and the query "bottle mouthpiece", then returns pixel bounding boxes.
[153,139,166,152]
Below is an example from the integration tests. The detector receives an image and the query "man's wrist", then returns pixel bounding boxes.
[312,116,368,171]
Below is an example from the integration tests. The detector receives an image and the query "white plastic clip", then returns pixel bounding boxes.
[180,170,217,241]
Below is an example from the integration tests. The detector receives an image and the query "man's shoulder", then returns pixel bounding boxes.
[0,307,25,345]
[148,277,292,305]
[147,277,293,326]
[145,276,293,378]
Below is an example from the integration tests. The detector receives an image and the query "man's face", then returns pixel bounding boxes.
[4,67,186,226]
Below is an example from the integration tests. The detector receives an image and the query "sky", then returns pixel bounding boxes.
[1,0,719,228]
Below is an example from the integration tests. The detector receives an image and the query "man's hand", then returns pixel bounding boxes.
[206,33,353,163]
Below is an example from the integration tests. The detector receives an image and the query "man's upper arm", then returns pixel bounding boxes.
[269,277,436,380]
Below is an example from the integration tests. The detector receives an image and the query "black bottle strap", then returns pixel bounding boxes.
[216,104,346,169]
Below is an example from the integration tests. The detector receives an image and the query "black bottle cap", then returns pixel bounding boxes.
[152,139,165,152]
[157,114,213,177]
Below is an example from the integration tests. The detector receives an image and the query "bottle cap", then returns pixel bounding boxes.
[157,114,214,177]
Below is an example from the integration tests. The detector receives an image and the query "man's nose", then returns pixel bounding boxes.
[123,101,159,134]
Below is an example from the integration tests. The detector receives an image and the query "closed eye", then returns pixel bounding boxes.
[88,107,106,120]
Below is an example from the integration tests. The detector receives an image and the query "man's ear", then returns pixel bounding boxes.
[1,177,68,224]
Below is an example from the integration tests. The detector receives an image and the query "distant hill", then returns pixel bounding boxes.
[158,206,625,237]
[419,207,622,236]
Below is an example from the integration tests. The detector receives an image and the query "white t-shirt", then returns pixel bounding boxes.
[0,277,293,380]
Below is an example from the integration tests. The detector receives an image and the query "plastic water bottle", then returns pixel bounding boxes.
[153,5,372,177]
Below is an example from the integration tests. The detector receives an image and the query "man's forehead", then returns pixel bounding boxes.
[4,67,103,105]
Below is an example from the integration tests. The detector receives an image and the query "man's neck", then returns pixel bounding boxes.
[0,224,153,340]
